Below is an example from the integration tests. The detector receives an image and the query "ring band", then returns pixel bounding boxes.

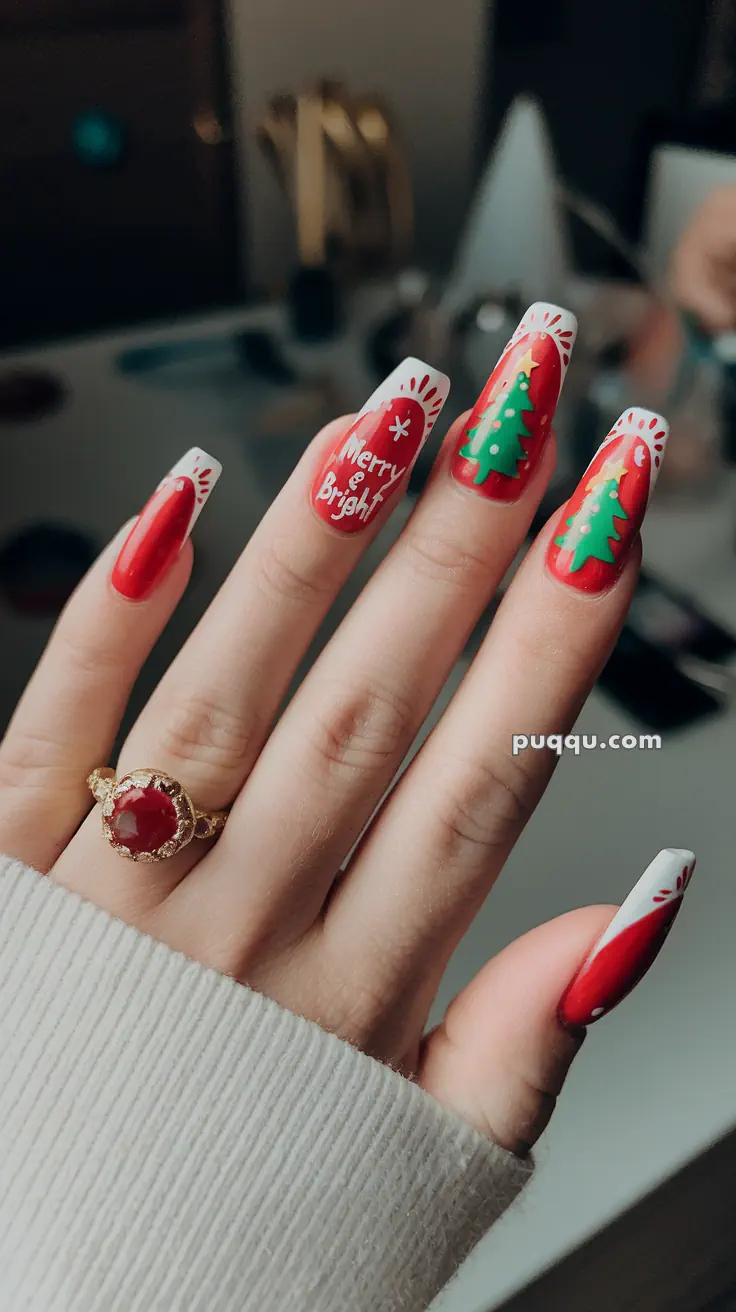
[88,767,227,863]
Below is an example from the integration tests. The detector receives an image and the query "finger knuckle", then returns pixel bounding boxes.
[55,626,127,686]
[156,691,257,785]
[307,678,414,780]
[402,524,496,590]
[510,620,589,684]
[254,536,334,607]
[435,752,533,858]
[0,727,70,795]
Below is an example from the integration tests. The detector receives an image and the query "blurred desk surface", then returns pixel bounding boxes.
[2,313,736,1311]
[431,489,736,1311]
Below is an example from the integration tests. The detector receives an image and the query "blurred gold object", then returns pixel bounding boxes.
[256,81,413,275]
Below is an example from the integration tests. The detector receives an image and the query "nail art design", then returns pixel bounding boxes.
[559,848,695,1029]
[311,358,450,533]
[452,302,577,502]
[547,407,669,594]
[111,447,221,601]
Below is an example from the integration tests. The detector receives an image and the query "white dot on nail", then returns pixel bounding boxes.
[505,408,515,418]
[580,524,591,534]
[591,1007,605,1017]
[490,444,500,454]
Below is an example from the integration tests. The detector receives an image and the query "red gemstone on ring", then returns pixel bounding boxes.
[110,785,178,854]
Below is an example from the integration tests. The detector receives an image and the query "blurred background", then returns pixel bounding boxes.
[3,1,736,1309]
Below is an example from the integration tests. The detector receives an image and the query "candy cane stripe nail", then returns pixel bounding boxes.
[111,447,221,601]
[559,848,696,1028]
[310,358,450,534]
[452,302,577,503]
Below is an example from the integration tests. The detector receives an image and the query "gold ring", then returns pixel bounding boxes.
[88,767,227,863]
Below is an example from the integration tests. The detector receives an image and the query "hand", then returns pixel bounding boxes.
[0,310,680,1157]
[671,184,736,333]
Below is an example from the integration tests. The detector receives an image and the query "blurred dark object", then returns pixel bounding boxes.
[368,270,438,394]
[499,1125,736,1312]
[235,330,296,384]
[0,0,239,348]
[630,569,736,664]
[368,305,414,382]
[288,266,341,342]
[0,522,96,616]
[0,1,184,31]
[0,367,67,422]
[495,0,567,49]
[718,351,736,465]
[691,0,736,109]
[598,627,721,730]
[597,568,736,728]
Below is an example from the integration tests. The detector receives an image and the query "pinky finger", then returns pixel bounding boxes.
[0,448,219,871]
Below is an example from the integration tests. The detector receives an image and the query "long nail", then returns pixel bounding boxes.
[310,358,450,534]
[111,447,221,601]
[559,848,695,1028]
[452,302,577,502]
[547,407,669,594]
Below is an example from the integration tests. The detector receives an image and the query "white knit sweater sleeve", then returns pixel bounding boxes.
[0,856,532,1312]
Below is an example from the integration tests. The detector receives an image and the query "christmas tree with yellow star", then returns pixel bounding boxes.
[459,348,538,483]
[555,457,629,571]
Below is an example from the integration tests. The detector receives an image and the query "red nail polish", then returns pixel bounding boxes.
[559,848,695,1028]
[311,358,450,534]
[547,408,669,594]
[111,448,221,601]
[451,302,576,502]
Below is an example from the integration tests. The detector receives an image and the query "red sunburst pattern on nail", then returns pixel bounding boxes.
[191,460,214,505]
[397,369,448,433]
[503,302,577,372]
[652,859,695,902]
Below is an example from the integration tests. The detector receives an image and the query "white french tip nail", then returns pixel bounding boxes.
[507,302,578,391]
[600,407,669,499]
[594,848,696,955]
[360,357,451,444]
[161,447,222,537]
[559,847,695,1026]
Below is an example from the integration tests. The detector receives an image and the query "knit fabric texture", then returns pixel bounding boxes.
[0,856,532,1311]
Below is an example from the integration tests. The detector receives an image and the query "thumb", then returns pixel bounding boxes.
[417,907,611,1156]
[418,849,695,1155]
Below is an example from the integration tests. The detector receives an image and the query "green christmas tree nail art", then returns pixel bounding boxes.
[458,348,538,484]
[554,457,629,572]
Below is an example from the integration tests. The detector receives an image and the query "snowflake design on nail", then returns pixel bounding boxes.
[389,414,412,442]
